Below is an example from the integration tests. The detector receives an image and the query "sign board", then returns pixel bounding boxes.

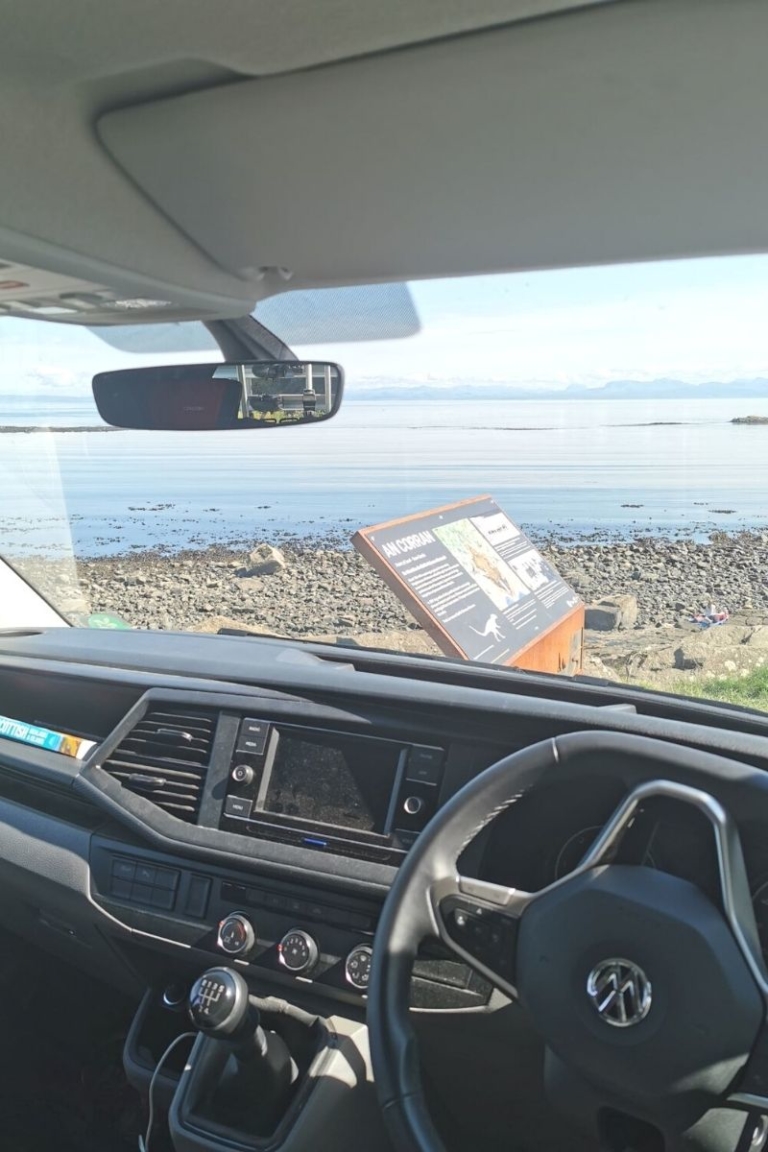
[353,496,583,670]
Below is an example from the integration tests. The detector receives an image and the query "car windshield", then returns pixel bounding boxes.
[3,255,768,710]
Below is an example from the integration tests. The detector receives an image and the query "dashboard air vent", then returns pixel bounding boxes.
[100,707,217,823]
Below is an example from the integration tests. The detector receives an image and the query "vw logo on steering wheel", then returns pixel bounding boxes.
[587,958,652,1027]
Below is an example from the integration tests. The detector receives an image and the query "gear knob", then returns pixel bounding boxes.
[188,967,253,1039]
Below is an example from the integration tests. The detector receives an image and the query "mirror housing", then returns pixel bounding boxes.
[92,360,343,430]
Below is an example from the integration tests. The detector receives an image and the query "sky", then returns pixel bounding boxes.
[3,253,768,396]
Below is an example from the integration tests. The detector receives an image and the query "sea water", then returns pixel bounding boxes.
[2,397,768,556]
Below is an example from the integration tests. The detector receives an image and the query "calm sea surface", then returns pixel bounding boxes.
[3,396,768,556]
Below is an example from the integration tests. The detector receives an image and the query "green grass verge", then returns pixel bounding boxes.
[665,665,768,710]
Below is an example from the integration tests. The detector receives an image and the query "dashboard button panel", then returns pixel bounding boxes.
[406,745,445,785]
[224,795,253,819]
[220,879,375,933]
[236,718,270,756]
[92,839,489,1009]
[185,875,212,919]
[109,857,180,911]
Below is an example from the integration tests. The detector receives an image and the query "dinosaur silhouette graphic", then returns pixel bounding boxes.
[469,614,505,642]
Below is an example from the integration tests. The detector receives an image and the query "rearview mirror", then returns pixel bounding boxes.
[92,360,343,430]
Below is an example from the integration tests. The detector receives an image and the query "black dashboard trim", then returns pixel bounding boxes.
[0,631,759,739]
[2,644,768,772]
[2,632,768,907]
[76,769,397,897]
[3,627,768,736]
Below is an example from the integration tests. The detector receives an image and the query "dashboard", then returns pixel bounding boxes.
[2,627,768,1015]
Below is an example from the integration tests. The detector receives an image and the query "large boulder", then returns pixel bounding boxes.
[674,638,767,675]
[585,595,639,632]
[245,544,286,576]
[674,641,709,671]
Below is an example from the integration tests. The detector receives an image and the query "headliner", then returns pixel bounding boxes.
[2,1,766,321]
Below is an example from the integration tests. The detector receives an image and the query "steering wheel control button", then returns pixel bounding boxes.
[442,899,517,983]
[224,795,253,819]
[231,763,255,786]
[406,745,444,785]
[237,719,270,756]
[217,912,256,957]
[586,958,652,1027]
[278,929,319,974]
[345,945,373,991]
[403,795,425,817]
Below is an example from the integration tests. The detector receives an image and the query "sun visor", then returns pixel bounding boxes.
[254,284,419,344]
[87,322,219,353]
[98,1,768,289]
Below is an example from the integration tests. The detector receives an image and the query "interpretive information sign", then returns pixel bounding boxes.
[353,496,582,666]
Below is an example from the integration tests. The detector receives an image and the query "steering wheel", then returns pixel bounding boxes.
[368,731,768,1152]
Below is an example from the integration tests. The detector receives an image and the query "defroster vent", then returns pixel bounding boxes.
[100,707,217,822]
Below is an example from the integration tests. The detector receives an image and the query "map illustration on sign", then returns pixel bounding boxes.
[352,496,582,666]
[433,519,530,611]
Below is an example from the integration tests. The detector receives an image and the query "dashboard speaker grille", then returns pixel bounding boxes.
[100,707,217,822]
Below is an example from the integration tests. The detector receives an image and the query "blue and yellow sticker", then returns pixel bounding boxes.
[0,715,96,759]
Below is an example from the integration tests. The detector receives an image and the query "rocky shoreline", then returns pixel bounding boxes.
[12,529,768,691]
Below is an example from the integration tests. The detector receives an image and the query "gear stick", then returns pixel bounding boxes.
[188,968,296,1133]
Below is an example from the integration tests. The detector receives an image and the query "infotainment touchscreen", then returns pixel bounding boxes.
[261,730,402,834]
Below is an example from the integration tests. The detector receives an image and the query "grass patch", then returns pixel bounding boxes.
[667,665,768,710]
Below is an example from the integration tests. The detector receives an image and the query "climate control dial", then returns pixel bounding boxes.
[278,929,319,974]
[345,944,373,992]
[217,912,256,957]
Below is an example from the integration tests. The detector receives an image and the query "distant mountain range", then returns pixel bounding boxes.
[347,378,768,401]
[5,377,768,406]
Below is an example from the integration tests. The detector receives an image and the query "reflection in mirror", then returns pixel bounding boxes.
[92,361,343,430]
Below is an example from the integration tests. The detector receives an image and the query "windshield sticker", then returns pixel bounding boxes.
[87,612,132,629]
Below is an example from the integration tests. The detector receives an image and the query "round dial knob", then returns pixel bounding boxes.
[403,795,424,816]
[345,944,373,992]
[217,912,256,956]
[278,928,319,974]
[188,967,250,1037]
[231,763,254,786]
